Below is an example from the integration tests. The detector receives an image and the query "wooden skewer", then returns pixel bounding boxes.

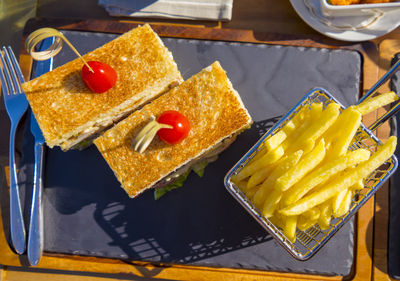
[133,120,172,153]
[25,27,94,73]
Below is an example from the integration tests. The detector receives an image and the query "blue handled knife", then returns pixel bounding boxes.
[28,110,45,266]
[27,36,54,266]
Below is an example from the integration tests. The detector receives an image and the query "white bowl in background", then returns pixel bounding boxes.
[290,0,400,42]
[320,0,400,17]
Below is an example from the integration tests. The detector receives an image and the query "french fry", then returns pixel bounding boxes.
[334,189,353,217]
[277,104,321,155]
[310,102,323,119]
[252,184,273,209]
[233,180,259,199]
[269,214,284,229]
[281,149,370,207]
[286,103,340,154]
[261,189,282,218]
[247,152,291,190]
[246,162,275,190]
[251,120,297,163]
[355,91,398,115]
[332,188,348,215]
[283,215,297,243]
[250,147,267,165]
[282,120,297,135]
[280,136,397,216]
[350,180,364,191]
[356,136,397,179]
[246,185,260,199]
[251,132,284,164]
[292,104,312,125]
[280,107,315,152]
[298,219,318,232]
[253,150,303,207]
[234,146,284,181]
[281,124,307,151]
[298,208,320,231]
[302,207,320,221]
[301,138,315,154]
[320,106,348,145]
[318,201,332,230]
[275,139,326,192]
[265,130,287,152]
[325,107,361,161]
[281,126,306,153]
[233,180,248,193]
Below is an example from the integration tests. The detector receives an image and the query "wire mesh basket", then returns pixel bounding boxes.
[224,87,398,260]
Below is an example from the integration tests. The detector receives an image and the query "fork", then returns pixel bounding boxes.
[0,46,29,254]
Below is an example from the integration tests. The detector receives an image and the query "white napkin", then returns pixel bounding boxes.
[98,0,233,21]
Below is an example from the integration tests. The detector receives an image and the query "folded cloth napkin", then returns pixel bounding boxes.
[98,0,233,21]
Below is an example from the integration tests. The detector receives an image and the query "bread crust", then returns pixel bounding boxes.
[22,24,182,149]
[94,61,252,198]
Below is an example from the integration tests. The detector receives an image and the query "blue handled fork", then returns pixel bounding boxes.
[0,46,29,254]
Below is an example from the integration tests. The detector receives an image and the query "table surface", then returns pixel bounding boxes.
[1,0,399,280]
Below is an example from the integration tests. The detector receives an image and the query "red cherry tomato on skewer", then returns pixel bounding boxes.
[81,61,117,93]
[157,111,190,144]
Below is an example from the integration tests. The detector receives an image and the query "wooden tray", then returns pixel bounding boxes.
[372,39,400,281]
[0,18,382,280]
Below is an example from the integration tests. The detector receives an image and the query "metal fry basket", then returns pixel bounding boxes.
[224,87,398,260]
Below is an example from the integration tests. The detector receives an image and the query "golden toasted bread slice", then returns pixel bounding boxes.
[22,24,182,150]
[94,61,252,198]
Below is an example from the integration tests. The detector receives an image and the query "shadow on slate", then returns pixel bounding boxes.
[388,53,400,279]
[17,30,363,276]
[0,113,32,251]
[42,119,270,261]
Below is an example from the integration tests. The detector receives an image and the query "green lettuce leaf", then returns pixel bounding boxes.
[153,156,218,199]
[73,138,94,150]
[154,169,191,200]
[192,160,209,178]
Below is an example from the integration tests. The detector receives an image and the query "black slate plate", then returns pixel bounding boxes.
[19,31,362,276]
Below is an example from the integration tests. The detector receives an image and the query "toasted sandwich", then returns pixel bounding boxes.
[94,61,253,198]
[22,24,182,150]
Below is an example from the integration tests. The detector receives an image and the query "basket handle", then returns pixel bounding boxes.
[368,100,400,131]
[357,58,400,105]
[357,57,400,131]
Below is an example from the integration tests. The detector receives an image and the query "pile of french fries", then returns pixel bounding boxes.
[232,91,398,243]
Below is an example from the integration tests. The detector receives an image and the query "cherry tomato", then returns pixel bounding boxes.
[81,61,117,93]
[157,111,190,144]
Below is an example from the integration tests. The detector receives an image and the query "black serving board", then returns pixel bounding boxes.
[19,30,362,275]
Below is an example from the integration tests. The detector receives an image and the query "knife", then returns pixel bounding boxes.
[26,36,54,266]
[27,110,45,266]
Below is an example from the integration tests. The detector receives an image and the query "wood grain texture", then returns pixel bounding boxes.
[372,39,400,281]
[20,19,332,51]
[353,40,381,281]
[0,18,385,281]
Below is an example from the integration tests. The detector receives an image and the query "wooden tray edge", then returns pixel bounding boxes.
[372,39,400,281]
